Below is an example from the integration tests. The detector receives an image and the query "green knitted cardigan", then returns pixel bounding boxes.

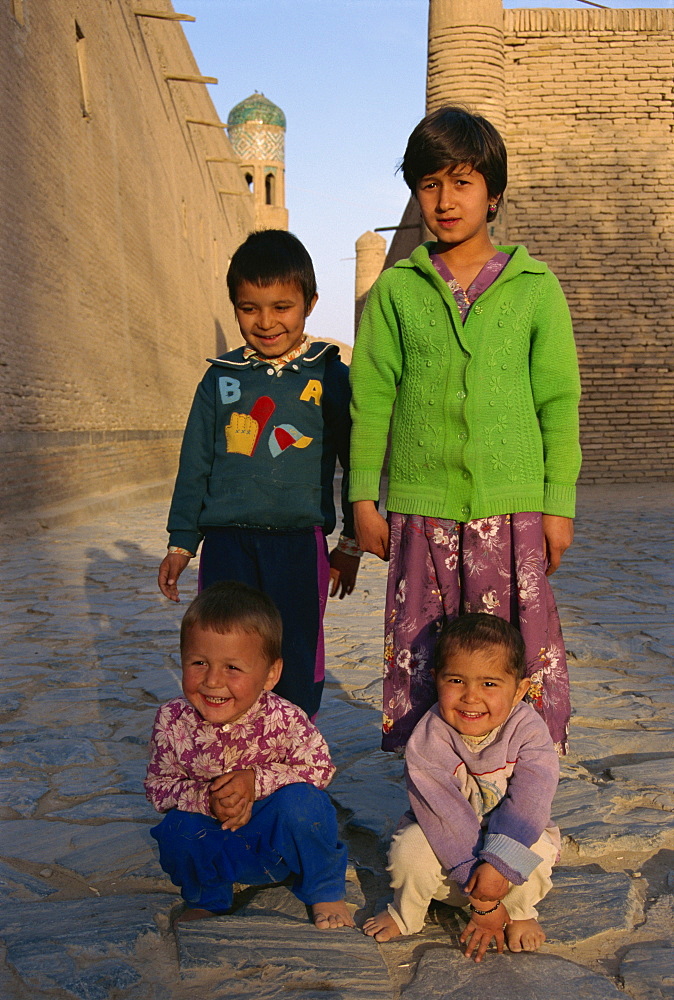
[349,243,581,520]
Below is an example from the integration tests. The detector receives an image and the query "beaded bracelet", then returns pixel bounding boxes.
[469,902,501,915]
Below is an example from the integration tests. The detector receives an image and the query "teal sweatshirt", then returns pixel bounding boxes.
[349,244,581,520]
[168,342,354,554]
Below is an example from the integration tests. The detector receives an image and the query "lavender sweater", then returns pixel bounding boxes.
[405,701,560,889]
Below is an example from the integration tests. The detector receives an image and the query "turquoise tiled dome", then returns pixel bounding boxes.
[227,93,286,129]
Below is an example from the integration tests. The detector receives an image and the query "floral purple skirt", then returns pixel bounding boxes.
[382,512,570,755]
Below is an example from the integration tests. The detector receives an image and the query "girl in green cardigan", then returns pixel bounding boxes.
[349,106,581,755]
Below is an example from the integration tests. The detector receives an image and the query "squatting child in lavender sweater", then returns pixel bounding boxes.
[145,580,354,930]
[364,614,560,962]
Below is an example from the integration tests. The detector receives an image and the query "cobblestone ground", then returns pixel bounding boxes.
[0,485,672,999]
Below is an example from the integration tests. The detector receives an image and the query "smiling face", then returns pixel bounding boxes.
[234,280,317,359]
[181,624,282,726]
[416,164,497,253]
[433,645,530,738]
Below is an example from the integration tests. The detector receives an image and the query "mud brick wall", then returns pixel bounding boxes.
[0,0,254,517]
[503,8,674,482]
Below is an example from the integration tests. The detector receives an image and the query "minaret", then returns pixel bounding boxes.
[227,93,288,230]
[427,0,505,127]
[355,231,387,330]
[427,0,506,240]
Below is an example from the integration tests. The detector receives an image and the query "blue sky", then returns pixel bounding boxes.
[182,0,672,344]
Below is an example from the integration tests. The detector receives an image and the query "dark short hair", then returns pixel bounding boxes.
[434,613,526,682]
[401,105,507,203]
[226,229,317,310]
[180,581,282,664]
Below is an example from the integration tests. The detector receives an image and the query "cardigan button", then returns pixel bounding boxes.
[458,432,467,441]
[474,305,483,314]
[462,505,470,516]
[462,471,470,480]
[456,390,466,399]
[266,368,274,375]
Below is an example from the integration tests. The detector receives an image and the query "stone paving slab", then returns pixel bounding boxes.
[176,914,390,998]
[566,728,674,770]
[401,949,627,999]
[316,693,382,770]
[537,865,641,943]
[0,894,172,1000]
[0,737,100,768]
[0,488,671,998]
[0,860,58,900]
[44,792,156,823]
[559,808,674,855]
[620,944,674,1000]
[0,820,159,878]
[329,750,408,842]
[0,772,50,818]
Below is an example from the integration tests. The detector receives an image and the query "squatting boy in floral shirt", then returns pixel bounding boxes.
[145,581,354,931]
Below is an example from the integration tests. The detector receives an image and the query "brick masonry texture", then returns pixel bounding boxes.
[503,8,674,483]
[424,3,674,484]
[0,0,254,518]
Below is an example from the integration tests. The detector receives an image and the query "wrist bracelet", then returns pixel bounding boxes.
[469,902,501,915]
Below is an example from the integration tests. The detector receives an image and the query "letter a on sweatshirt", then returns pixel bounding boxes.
[299,380,322,406]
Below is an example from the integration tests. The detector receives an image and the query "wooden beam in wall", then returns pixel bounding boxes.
[165,73,218,85]
[185,118,227,129]
[134,10,196,21]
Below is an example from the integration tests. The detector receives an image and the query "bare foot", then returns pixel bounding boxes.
[363,910,402,942]
[311,900,355,930]
[173,906,218,924]
[506,918,546,952]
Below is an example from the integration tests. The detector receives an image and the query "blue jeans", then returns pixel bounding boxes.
[151,783,347,912]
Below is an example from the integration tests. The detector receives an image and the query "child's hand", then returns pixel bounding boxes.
[542,514,574,575]
[209,769,256,831]
[354,501,390,561]
[460,902,508,963]
[217,795,253,831]
[158,553,191,602]
[465,862,510,902]
[328,549,360,598]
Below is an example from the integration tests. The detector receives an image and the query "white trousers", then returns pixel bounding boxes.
[386,821,557,935]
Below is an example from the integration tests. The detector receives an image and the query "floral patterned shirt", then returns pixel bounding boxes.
[430,251,511,321]
[144,691,335,816]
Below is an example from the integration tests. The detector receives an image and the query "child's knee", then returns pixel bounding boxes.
[271,783,332,823]
[262,784,340,846]
[388,821,435,872]
[151,809,219,846]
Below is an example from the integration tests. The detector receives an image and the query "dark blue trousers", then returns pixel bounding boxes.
[151,783,347,912]
[199,526,329,718]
